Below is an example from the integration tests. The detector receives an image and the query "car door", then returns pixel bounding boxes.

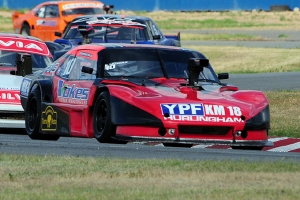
[52,49,98,105]
[35,4,59,41]
[43,5,60,41]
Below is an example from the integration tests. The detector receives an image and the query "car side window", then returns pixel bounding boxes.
[55,54,76,79]
[146,20,161,37]
[37,6,46,18]
[45,5,59,18]
[59,50,98,80]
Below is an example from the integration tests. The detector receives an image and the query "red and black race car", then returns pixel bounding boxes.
[20,43,273,150]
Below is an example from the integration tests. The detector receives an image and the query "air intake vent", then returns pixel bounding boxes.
[178,125,231,135]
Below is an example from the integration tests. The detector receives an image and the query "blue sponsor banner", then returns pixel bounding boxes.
[1,0,299,11]
[161,103,204,116]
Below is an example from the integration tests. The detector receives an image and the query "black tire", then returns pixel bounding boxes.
[21,24,30,36]
[93,91,115,143]
[231,146,264,150]
[25,88,60,141]
[163,143,193,148]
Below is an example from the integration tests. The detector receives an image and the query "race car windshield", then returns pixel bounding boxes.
[158,49,218,81]
[0,50,53,69]
[101,49,218,82]
[64,24,149,41]
[62,8,104,15]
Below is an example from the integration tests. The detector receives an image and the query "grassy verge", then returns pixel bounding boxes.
[1,154,300,200]
[266,91,300,138]
[130,10,300,30]
[180,33,264,41]
[185,45,300,74]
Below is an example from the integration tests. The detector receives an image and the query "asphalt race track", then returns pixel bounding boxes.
[1,133,300,162]
[1,29,300,161]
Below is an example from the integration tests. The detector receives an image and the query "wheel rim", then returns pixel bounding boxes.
[96,99,107,134]
[28,98,37,131]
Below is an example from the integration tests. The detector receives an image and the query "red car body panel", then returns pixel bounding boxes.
[20,43,272,148]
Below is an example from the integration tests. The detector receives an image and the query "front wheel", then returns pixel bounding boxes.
[21,24,30,36]
[93,91,115,143]
[25,88,59,141]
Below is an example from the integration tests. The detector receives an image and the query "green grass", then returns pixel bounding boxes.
[278,33,288,38]
[265,91,300,138]
[185,45,300,74]
[180,33,262,41]
[155,19,281,30]
[1,154,300,200]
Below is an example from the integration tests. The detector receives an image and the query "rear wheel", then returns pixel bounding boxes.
[231,146,264,150]
[93,91,115,143]
[25,88,59,141]
[21,24,30,36]
[163,143,193,148]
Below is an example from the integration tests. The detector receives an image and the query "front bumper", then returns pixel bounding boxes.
[114,135,273,147]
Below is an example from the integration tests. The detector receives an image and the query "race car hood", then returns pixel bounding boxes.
[104,78,269,125]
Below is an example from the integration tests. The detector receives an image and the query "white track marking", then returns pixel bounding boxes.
[268,137,289,143]
[267,142,300,152]
[192,144,214,148]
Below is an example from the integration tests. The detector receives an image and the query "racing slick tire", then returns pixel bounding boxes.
[163,143,193,148]
[21,24,30,36]
[93,91,116,143]
[25,88,60,141]
[231,146,264,150]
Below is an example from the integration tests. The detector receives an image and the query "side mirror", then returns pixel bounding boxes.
[81,66,93,74]
[218,73,229,80]
[55,31,62,37]
[12,11,20,20]
[153,35,161,40]
[187,58,209,87]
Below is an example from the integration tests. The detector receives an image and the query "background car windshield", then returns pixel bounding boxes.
[0,50,53,68]
[64,24,148,41]
[101,48,218,81]
[102,49,164,78]
[62,8,103,15]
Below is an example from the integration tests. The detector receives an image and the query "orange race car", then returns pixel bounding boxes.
[12,0,114,42]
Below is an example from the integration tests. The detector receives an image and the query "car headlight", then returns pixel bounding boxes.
[244,105,270,130]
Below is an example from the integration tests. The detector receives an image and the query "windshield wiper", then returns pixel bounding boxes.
[0,63,13,66]
[198,79,220,83]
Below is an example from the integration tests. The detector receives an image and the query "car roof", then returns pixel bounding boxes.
[73,43,190,51]
[71,14,152,22]
[44,0,103,4]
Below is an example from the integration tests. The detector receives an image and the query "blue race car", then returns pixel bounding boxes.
[47,14,180,59]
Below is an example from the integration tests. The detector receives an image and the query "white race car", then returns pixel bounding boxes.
[0,33,53,128]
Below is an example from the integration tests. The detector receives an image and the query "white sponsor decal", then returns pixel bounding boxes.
[0,40,43,51]
[0,93,20,100]
[167,115,243,122]
[62,3,103,10]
